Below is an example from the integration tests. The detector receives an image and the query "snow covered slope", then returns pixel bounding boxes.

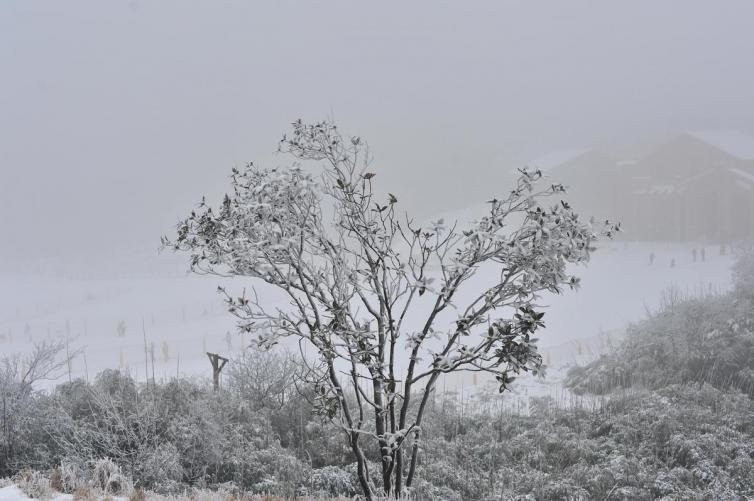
[0,241,735,392]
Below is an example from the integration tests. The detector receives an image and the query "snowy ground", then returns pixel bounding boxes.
[0,485,126,501]
[0,241,735,395]
[0,486,44,501]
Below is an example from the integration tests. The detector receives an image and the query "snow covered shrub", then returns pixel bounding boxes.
[301,420,352,467]
[50,374,170,484]
[408,478,463,501]
[165,402,228,483]
[91,457,132,495]
[92,458,119,491]
[49,467,63,492]
[93,369,138,400]
[534,481,590,501]
[567,464,617,498]
[1,341,75,478]
[136,442,184,491]
[309,465,356,497]
[417,457,487,500]
[652,467,693,498]
[566,279,754,398]
[728,451,754,486]
[251,476,281,494]
[13,469,53,499]
[106,471,132,496]
[128,487,147,501]
[58,457,89,493]
[235,446,308,496]
[424,382,754,499]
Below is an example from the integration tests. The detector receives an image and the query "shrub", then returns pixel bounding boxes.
[309,465,356,497]
[129,488,147,501]
[137,443,184,491]
[13,469,52,499]
[91,457,132,495]
[58,457,89,493]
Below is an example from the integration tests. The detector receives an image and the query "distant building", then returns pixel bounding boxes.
[539,131,754,241]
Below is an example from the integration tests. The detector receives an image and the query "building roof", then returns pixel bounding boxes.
[526,148,590,172]
[728,166,754,182]
[728,167,754,191]
[688,130,754,160]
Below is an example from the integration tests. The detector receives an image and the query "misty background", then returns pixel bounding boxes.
[3,1,754,264]
[1,1,752,387]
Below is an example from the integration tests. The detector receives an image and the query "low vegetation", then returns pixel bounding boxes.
[566,251,754,398]
[1,252,752,500]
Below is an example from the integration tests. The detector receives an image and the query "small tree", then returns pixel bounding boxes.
[1,339,77,476]
[163,120,617,499]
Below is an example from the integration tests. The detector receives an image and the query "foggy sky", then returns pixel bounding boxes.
[3,1,754,261]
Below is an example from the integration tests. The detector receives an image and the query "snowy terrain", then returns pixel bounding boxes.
[0,241,734,396]
[0,485,126,501]
[0,486,49,501]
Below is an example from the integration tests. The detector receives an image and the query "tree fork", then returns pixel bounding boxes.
[206,352,229,391]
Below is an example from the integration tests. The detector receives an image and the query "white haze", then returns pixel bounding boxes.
[3,1,754,261]
[0,1,750,384]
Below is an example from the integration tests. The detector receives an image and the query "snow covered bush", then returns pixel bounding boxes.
[309,465,356,497]
[13,469,52,499]
[137,443,184,493]
[6,253,753,499]
[0,339,74,478]
[1,370,753,499]
[244,446,309,496]
[92,457,132,495]
[408,478,463,501]
[565,260,754,398]
[56,457,88,493]
[410,381,754,500]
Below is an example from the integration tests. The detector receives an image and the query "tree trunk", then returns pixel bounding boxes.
[406,374,440,488]
[350,433,374,501]
[394,448,403,495]
[207,352,228,392]
[372,377,393,495]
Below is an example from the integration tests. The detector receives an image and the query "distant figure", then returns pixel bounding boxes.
[701,247,706,262]
[649,252,655,266]
[692,248,697,263]
[162,341,170,363]
[670,258,676,268]
[720,244,726,256]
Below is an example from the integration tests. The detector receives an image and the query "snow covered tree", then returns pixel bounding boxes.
[1,339,75,476]
[163,119,617,499]
[227,350,299,411]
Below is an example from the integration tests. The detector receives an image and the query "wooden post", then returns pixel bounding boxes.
[207,352,229,391]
